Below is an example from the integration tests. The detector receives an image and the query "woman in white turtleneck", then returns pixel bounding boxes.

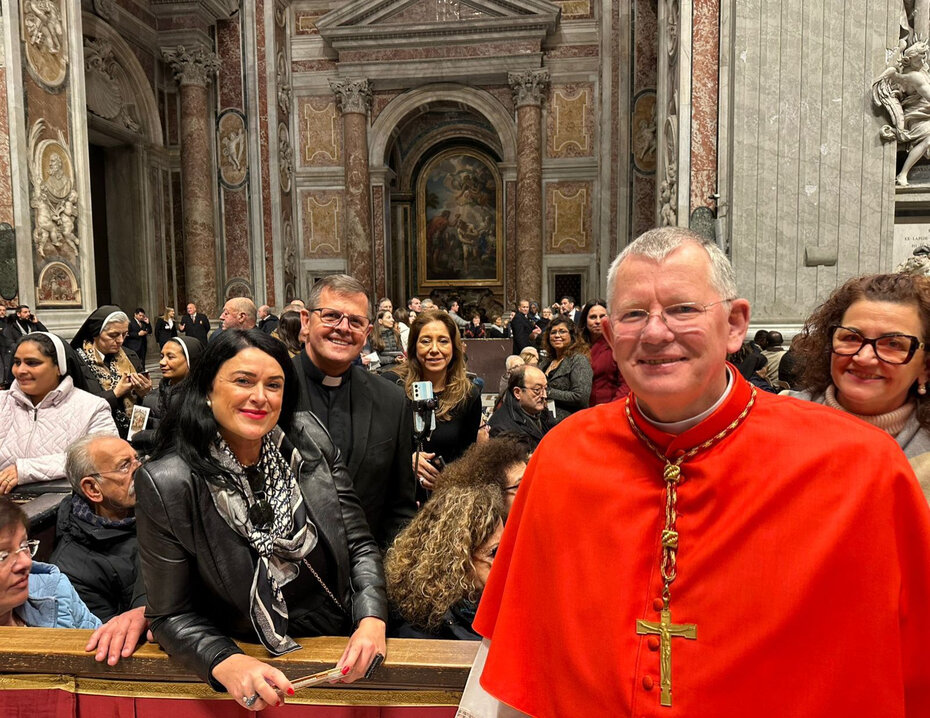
[785,273,930,501]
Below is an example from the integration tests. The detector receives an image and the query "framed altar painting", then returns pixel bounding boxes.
[417,148,502,286]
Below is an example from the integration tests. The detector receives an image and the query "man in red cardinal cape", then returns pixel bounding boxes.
[460,228,930,718]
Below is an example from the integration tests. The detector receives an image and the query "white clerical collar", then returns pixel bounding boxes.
[636,368,734,434]
[321,374,343,387]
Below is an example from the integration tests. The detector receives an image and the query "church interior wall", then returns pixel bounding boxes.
[722,0,900,324]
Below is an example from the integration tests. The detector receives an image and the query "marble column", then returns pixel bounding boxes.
[331,78,373,293]
[164,46,221,315]
[509,69,549,303]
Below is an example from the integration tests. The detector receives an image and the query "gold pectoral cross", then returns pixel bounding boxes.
[636,608,697,707]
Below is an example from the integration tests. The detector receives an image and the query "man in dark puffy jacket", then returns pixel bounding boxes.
[51,434,143,622]
[488,366,556,448]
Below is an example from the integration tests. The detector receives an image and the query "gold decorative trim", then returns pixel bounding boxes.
[0,674,462,706]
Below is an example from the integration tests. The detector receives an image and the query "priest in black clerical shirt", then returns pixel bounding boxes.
[291,275,416,546]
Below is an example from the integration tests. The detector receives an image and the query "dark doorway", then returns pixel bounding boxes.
[88,144,111,305]
[553,273,583,307]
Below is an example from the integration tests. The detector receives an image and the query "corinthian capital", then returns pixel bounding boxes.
[508,69,550,108]
[163,46,221,87]
[330,78,372,116]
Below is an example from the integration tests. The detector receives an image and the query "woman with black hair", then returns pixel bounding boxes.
[135,329,386,712]
[579,299,629,406]
[142,335,204,421]
[71,305,152,437]
[0,332,117,494]
[539,316,593,421]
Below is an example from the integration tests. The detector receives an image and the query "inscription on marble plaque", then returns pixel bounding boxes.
[893,221,930,270]
[0,223,18,300]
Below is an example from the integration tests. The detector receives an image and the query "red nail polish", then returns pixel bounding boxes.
[287,687,295,696]
[341,665,351,675]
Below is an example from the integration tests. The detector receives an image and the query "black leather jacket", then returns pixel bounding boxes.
[135,411,387,688]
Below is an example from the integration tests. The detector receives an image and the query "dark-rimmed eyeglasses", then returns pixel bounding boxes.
[244,465,274,528]
[520,384,547,396]
[0,539,39,565]
[309,308,370,332]
[829,325,925,365]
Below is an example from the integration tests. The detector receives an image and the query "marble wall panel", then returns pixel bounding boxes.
[546,181,592,254]
[171,171,186,305]
[217,18,244,111]
[373,185,385,298]
[292,60,338,72]
[554,0,594,20]
[300,189,343,259]
[295,12,322,35]
[631,0,658,239]
[690,0,718,213]
[506,180,516,306]
[547,84,595,159]
[372,90,401,123]
[223,188,251,281]
[256,0,276,306]
[298,95,342,167]
[0,67,13,226]
[115,0,156,26]
[166,91,179,146]
[547,45,600,59]
[487,85,515,114]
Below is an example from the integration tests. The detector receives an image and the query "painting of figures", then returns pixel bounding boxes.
[417,148,502,285]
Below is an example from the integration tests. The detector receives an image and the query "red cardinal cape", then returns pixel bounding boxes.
[473,371,930,717]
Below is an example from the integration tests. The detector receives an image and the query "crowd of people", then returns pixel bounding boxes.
[3,231,930,714]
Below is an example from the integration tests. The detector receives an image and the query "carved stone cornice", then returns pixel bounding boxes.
[163,45,220,87]
[330,78,372,115]
[508,69,550,108]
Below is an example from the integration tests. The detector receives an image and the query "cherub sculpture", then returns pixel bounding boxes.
[873,39,930,186]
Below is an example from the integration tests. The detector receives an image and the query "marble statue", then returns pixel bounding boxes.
[873,39,930,186]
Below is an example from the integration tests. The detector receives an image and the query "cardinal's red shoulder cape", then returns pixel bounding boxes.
[473,370,930,717]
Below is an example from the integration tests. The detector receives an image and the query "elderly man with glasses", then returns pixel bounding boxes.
[488,366,556,448]
[460,227,930,718]
[294,275,415,546]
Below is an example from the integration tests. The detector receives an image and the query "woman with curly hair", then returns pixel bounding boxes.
[539,315,593,421]
[785,273,930,498]
[382,309,482,494]
[385,483,504,639]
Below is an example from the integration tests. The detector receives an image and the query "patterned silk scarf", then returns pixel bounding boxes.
[76,341,139,431]
[206,429,318,655]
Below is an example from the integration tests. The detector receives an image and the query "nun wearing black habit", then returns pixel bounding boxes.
[70,305,153,437]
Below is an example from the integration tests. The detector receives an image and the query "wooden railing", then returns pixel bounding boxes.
[0,628,478,706]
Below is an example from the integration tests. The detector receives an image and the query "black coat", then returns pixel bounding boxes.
[49,497,144,622]
[135,414,387,687]
[124,318,152,360]
[179,312,210,344]
[259,314,280,335]
[487,390,557,448]
[293,360,416,546]
[510,312,536,353]
[154,318,178,347]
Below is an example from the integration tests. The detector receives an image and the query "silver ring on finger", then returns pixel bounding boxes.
[243,693,259,707]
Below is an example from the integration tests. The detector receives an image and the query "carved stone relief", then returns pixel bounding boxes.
[37,260,81,306]
[509,69,550,108]
[92,0,114,21]
[84,38,141,132]
[28,119,79,261]
[22,0,68,87]
[330,79,372,116]
[218,109,248,188]
[276,52,292,117]
[632,92,657,173]
[873,39,930,186]
[300,190,342,258]
[283,218,297,292]
[658,0,680,225]
[278,124,294,192]
[163,46,221,87]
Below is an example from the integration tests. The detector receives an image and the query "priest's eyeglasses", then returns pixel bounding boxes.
[829,325,925,365]
[613,298,736,331]
[310,308,370,332]
[0,540,39,566]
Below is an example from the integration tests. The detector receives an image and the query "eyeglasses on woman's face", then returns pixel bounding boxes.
[0,539,38,566]
[830,325,925,365]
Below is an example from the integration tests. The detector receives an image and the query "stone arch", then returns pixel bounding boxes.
[369,83,517,167]
[81,13,163,146]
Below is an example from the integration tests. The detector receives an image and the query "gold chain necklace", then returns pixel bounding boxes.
[624,386,756,707]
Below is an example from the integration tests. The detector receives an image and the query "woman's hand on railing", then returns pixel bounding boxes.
[336,616,386,683]
[212,653,294,712]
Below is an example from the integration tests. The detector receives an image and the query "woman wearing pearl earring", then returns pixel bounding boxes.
[786,273,930,501]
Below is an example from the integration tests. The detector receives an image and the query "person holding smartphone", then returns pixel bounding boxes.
[70,306,153,438]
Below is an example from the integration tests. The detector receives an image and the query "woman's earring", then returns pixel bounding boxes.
[206,398,213,407]
[919,382,927,396]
